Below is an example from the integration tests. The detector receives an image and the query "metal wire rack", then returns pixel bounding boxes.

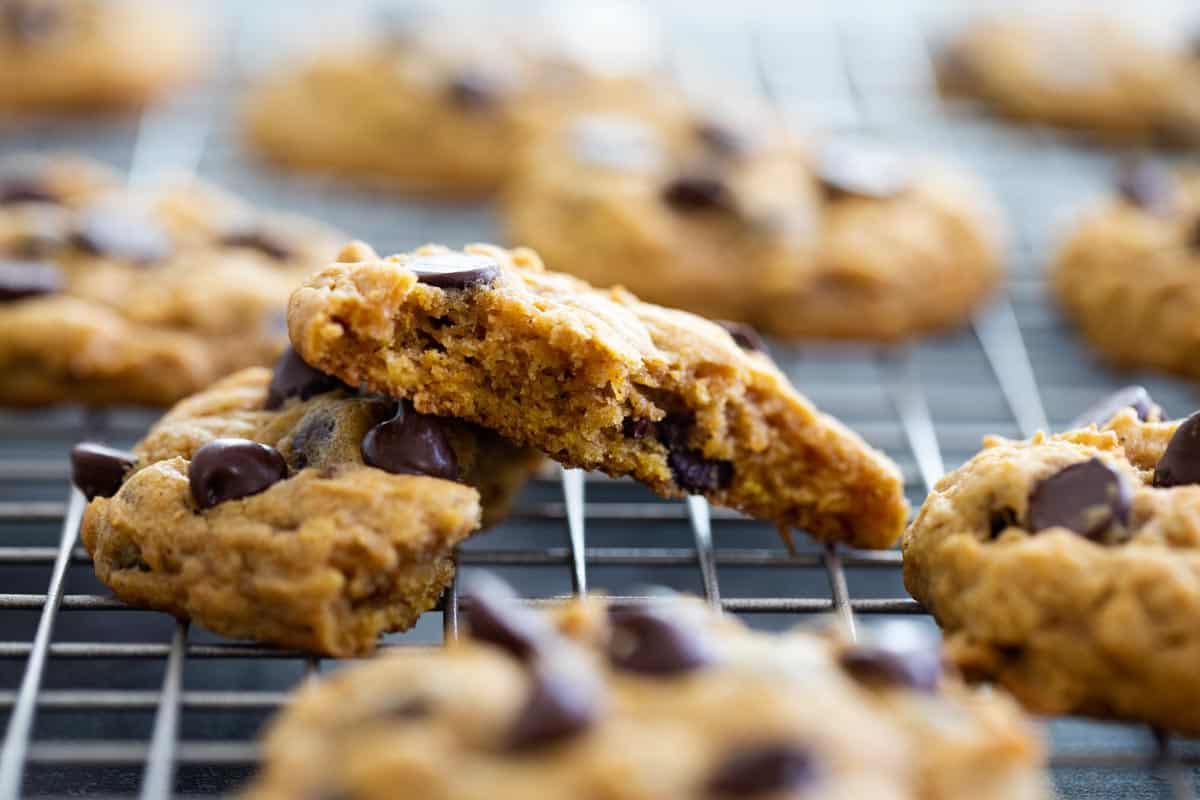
[2,1,1199,797]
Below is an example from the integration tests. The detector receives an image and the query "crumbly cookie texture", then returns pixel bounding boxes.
[1053,163,1200,379]
[936,17,1200,144]
[79,364,539,656]
[0,155,343,406]
[289,242,908,548]
[0,0,205,113]
[247,580,1048,800]
[502,96,1003,342]
[903,401,1200,732]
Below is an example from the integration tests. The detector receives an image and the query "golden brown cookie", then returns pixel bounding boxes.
[289,242,909,548]
[77,360,540,656]
[247,576,1049,800]
[903,395,1200,733]
[0,155,343,407]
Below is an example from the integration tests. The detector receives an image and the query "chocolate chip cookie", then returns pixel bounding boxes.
[501,98,1004,341]
[935,16,1200,144]
[903,394,1200,732]
[77,357,539,656]
[0,0,204,114]
[246,574,1049,800]
[1052,162,1200,380]
[0,155,343,406]
[289,242,909,548]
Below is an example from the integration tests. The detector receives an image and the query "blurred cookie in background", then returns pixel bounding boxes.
[0,0,207,115]
[934,15,1200,145]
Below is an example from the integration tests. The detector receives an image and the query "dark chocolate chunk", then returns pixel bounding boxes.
[462,571,552,661]
[70,206,171,265]
[1154,411,1200,488]
[188,439,288,509]
[0,175,58,205]
[447,71,502,110]
[815,142,911,200]
[569,114,662,172]
[655,413,734,494]
[1,0,60,44]
[1116,158,1174,215]
[0,259,62,301]
[407,252,499,289]
[70,442,135,501]
[661,174,734,213]
[361,403,458,481]
[694,119,751,159]
[715,321,766,353]
[607,605,717,675]
[506,665,599,750]
[265,347,344,410]
[1068,385,1159,430]
[1028,457,1131,539]
[707,742,816,796]
[839,642,942,692]
[220,228,293,261]
[622,417,652,440]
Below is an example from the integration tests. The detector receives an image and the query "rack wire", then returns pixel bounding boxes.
[1,1,1199,798]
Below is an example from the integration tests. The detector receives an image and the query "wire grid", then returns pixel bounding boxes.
[1,1,1199,797]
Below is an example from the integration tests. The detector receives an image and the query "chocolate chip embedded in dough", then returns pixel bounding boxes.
[188,438,288,509]
[1028,457,1131,539]
[1154,411,1200,488]
[361,403,459,481]
[265,347,345,410]
[0,260,62,301]
[1068,385,1159,430]
[462,571,553,662]
[706,742,817,796]
[71,442,136,501]
[407,252,499,290]
[505,664,599,750]
[607,604,717,675]
[70,206,171,265]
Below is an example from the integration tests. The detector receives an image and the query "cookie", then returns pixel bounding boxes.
[246,574,1049,800]
[902,394,1200,732]
[77,357,540,656]
[288,242,909,548]
[0,0,204,114]
[1052,162,1200,379]
[501,99,1003,341]
[0,155,343,407]
[935,17,1200,144]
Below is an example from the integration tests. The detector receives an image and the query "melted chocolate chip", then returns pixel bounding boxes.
[361,403,458,480]
[1116,159,1174,215]
[447,71,502,110]
[839,643,942,692]
[408,252,499,290]
[655,413,734,494]
[707,742,816,796]
[815,142,911,200]
[715,321,766,353]
[70,443,135,501]
[694,120,751,159]
[1028,457,1131,539]
[70,207,171,264]
[622,417,652,440]
[462,571,552,661]
[0,259,61,301]
[1154,411,1200,488]
[0,175,57,205]
[220,228,293,261]
[1,0,60,44]
[506,665,599,750]
[570,114,662,173]
[1068,386,1159,430]
[188,439,288,509]
[607,605,716,675]
[661,174,734,213]
[265,347,344,410]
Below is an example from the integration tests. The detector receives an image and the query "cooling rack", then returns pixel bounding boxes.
[1,1,1199,797]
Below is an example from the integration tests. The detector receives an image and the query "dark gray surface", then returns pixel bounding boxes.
[1,1,1199,797]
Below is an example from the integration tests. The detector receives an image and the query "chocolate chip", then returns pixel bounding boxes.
[989,507,1018,539]
[0,260,61,301]
[408,252,498,290]
[622,418,652,440]
[1154,411,1200,488]
[375,695,433,721]
[361,403,458,480]
[661,174,734,213]
[707,742,816,796]
[1,0,60,44]
[462,571,552,661]
[506,665,599,750]
[815,142,911,200]
[447,71,502,110]
[70,443,135,501]
[70,207,171,265]
[220,228,293,261]
[1188,219,1200,253]
[705,743,820,796]
[188,438,288,509]
[715,321,766,353]
[840,643,942,692]
[694,120,751,158]
[0,176,57,205]
[1028,457,1131,539]
[1068,386,1159,430]
[655,413,735,494]
[569,114,662,173]
[287,412,338,471]
[1115,159,1174,215]
[608,605,716,675]
[265,347,344,410]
